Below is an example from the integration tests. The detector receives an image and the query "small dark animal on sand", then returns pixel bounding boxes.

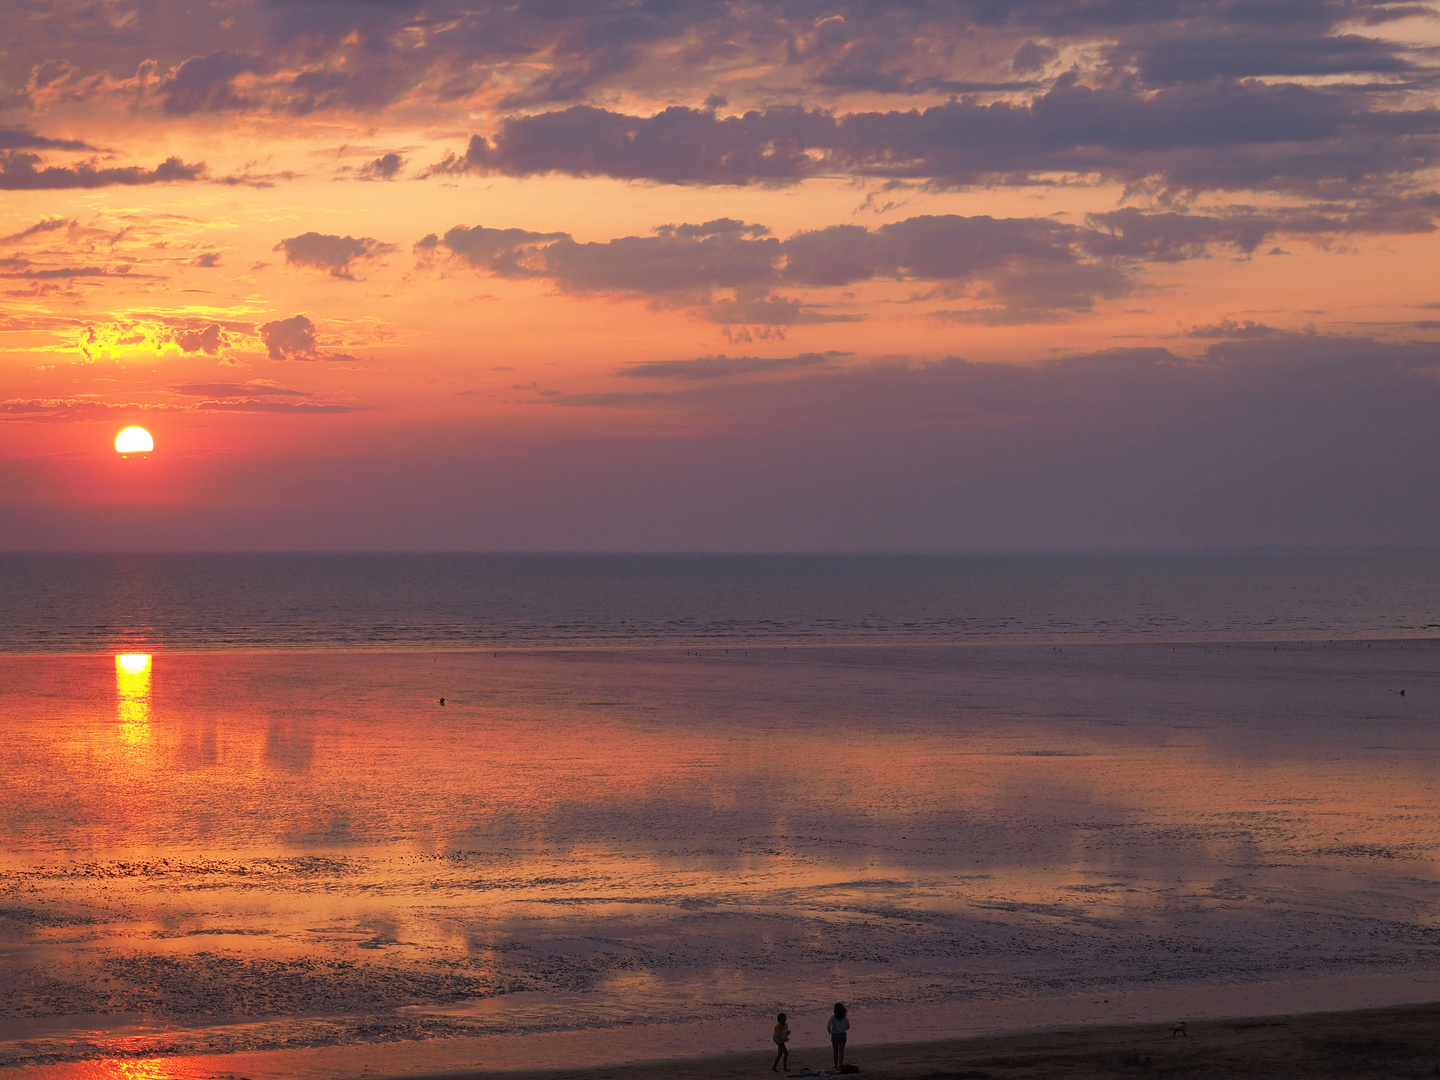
[1172,1022,1188,1038]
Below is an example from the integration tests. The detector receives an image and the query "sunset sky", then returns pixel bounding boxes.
[4,0,1440,550]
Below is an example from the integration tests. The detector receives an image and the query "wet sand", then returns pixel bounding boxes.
[4,643,1440,1074]
[428,1002,1440,1080]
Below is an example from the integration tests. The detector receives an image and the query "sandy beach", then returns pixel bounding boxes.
[419,1002,1440,1080]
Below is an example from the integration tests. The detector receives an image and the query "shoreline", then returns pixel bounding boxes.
[398,1001,1440,1080]
[15,972,1440,1080]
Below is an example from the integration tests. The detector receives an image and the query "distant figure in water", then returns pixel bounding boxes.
[439,697,445,705]
[828,1002,850,1070]
[771,1012,790,1072]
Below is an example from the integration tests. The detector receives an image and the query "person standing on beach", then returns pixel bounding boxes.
[827,1003,850,1070]
[771,1012,790,1072]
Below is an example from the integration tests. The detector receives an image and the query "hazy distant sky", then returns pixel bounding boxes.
[3,0,1440,550]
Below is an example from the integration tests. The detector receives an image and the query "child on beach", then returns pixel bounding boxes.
[827,1002,849,1070]
[771,1012,790,1072]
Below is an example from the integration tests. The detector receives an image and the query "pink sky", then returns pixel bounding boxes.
[3,1,1440,549]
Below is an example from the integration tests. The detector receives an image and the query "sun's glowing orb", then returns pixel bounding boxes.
[115,426,154,454]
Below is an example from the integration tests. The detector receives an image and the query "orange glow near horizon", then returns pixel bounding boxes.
[1,4,1439,549]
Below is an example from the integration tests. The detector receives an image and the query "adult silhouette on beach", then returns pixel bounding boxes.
[827,1002,850,1070]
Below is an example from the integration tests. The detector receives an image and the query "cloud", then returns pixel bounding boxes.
[1012,41,1059,74]
[1110,30,1422,86]
[0,218,72,244]
[485,333,1440,547]
[258,314,318,359]
[173,323,225,354]
[0,153,205,190]
[434,204,1428,328]
[0,128,93,152]
[5,0,1431,137]
[617,352,846,380]
[1186,319,1279,339]
[274,232,396,279]
[0,392,357,421]
[255,314,358,361]
[195,399,360,412]
[216,168,299,188]
[358,152,405,180]
[432,78,1440,195]
[0,3,1430,236]
[551,333,1440,428]
[436,106,835,185]
[173,382,310,397]
[1082,209,1278,261]
[0,263,107,280]
[162,52,265,115]
[433,212,1218,323]
[0,398,178,421]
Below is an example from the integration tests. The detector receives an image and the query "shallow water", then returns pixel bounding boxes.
[3,642,1439,1073]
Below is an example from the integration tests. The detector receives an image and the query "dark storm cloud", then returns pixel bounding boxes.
[0,153,205,190]
[439,79,1440,193]
[274,232,396,279]
[258,314,318,360]
[435,210,1286,323]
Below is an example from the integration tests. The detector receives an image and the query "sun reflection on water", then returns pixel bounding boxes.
[115,653,152,739]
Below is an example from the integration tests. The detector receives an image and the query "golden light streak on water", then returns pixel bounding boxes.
[115,653,152,740]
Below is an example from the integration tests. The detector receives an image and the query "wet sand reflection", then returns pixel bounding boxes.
[0,644,1437,1072]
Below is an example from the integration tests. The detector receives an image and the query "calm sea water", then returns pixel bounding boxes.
[2,553,1440,1077]
[2,550,1440,651]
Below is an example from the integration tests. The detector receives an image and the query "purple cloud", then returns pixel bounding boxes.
[258,314,318,359]
[274,232,396,279]
[0,153,204,190]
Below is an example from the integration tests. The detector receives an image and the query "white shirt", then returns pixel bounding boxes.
[827,1015,850,1035]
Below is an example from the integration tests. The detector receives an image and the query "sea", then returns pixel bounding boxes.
[2,551,1440,1079]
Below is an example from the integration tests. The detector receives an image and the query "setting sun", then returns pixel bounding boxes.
[114,427,154,454]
